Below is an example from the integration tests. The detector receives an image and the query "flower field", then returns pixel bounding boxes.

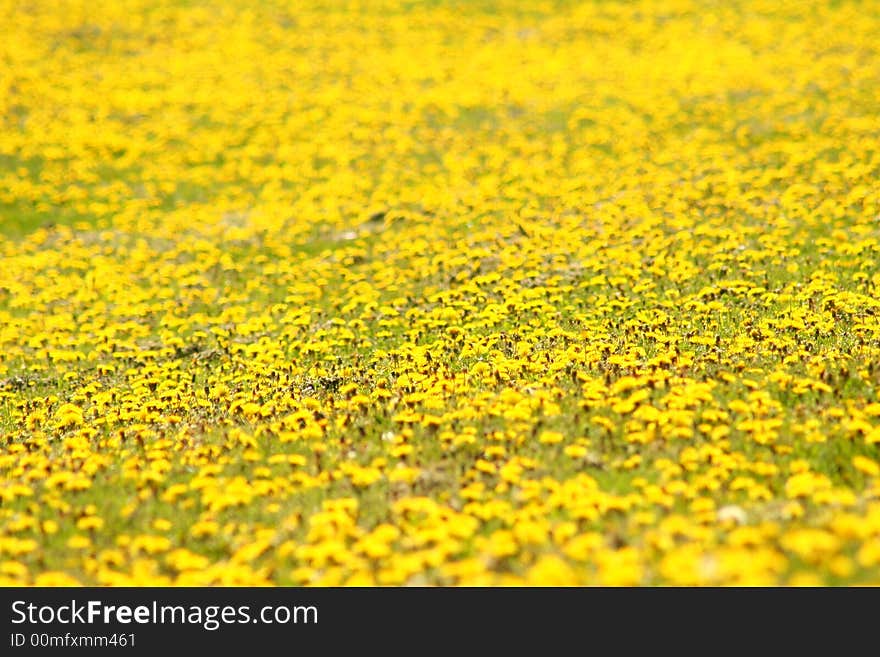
[1,0,880,586]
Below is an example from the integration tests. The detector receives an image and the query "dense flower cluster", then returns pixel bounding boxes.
[1,0,879,585]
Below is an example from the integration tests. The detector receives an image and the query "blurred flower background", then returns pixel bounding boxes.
[1,0,879,585]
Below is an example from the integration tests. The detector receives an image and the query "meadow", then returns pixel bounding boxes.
[1,0,879,585]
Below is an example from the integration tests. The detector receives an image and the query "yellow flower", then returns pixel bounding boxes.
[538,431,564,445]
[66,535,92,550]
[853,456,880,477]
[76,516,105,531]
